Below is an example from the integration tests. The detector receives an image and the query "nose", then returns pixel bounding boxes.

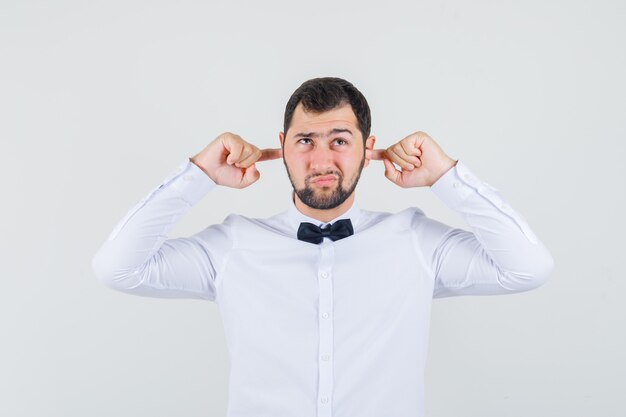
[309,145,335,173]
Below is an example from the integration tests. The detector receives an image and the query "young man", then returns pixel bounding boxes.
[92,77,554,417]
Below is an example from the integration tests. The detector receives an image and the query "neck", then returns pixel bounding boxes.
[294,192,355,223]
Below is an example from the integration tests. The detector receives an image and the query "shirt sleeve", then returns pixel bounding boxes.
[413,160,555,298]
[91,157,233,301]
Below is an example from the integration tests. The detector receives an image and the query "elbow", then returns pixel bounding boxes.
[91,250,117,289]
[524,254,554,290]
[534,250,555,287]
[528,246,555,289]
[91,250,142,292]
[91,250,108,283]
[500,249,555,292]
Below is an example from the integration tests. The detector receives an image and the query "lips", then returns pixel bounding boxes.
[311,175,337,187]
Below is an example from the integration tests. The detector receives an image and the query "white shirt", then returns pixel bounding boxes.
[92,157,554,417]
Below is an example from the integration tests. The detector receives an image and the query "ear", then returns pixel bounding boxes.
[279,131,285,148]
[364,135,376,168]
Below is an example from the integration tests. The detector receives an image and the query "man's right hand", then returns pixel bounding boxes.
[190,132,282,188]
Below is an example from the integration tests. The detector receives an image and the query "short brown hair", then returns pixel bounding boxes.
[283,77,372,142]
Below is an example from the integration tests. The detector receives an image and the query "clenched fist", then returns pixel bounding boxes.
[191,132,282,188]
[367,131,457,188]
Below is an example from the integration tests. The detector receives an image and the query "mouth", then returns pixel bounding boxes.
[311,175,338,187]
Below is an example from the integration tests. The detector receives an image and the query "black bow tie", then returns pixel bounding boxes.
[297,219,354,244]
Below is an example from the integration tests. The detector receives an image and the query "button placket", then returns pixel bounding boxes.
[317,240,334,417]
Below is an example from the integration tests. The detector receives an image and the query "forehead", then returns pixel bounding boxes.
[288,102,359,136]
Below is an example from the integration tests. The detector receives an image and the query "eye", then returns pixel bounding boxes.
[298,138,313,145]
[334,138,348,146]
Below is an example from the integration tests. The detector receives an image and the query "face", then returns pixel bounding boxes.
[279,102,375,210]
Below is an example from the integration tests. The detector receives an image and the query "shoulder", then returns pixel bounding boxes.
[221,211,294,239]
[357,206,426,232]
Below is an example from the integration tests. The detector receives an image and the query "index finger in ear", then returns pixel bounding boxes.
[258,148,283,161]
[367,149,387,161]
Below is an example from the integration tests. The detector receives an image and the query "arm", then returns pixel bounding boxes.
[91,132,282,301]
[416,161,554,297]
[368,131,554,297]
[91,157,230,301]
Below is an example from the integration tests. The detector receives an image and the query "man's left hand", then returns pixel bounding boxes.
[367,131,457,188]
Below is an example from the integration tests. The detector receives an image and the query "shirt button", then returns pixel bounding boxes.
[453,181,460,188]
[463,173,470,180]
[183,175,193,181]
[321,354,330,361]
[322,312,329,319]
[320,396,329,404]
[320,272,329,279]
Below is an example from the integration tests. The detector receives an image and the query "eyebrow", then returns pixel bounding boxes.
[293,128,353,139]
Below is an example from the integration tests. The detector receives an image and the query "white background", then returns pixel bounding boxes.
[1,0,624,416]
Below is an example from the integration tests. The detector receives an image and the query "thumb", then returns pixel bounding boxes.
[382,157,401,185]
[240,163,260,187]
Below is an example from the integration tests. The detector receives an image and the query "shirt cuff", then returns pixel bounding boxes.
[430,160,539,244]
[168,157,217,205]
[430,160,479,208]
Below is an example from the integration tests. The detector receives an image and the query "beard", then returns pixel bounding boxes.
[283,154,366,210]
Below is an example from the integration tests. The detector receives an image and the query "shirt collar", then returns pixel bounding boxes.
[286,190,362,233]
